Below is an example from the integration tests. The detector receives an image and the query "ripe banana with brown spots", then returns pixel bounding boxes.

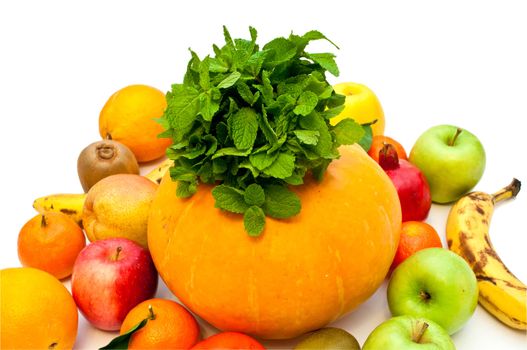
[446,178,526,330]
[32,159,173,225]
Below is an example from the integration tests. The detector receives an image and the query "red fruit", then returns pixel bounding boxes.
[379,143,432,221]
[190,332,266,350]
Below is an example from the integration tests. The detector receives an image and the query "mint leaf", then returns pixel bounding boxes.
[212,147,252,159]
[249,151,279,170]
[299,112,335,158]
[263,185,301,219]
[293,130,320,145]
[212,185,249,214]
[244,184,265,206]
[176,180,197,198]
[263,37,297,68]
[332,118,365,145]
[217,71,241,89]
[307,53,339,76]
[199,92,220,121]
[164,85,201,130]
[244,206,266,236]
[293,91,318,116]
[229,108,258,150]
[263,153,295,179]
[358,124,373,151]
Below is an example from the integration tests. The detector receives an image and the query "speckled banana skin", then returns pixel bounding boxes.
[446,179,526,330]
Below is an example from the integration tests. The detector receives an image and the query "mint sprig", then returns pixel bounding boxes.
[160,26,372,236]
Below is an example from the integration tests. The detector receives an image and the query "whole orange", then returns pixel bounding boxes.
[99,84,171,163]
[368,135,408,163]
[148,144,401,339]
[120,298,200,350]
[391,221,443,270]
[0,267,78,349]
[18,212,86,279]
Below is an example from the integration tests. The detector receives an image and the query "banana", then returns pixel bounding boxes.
[446,178,526,330]
[32,159,173,225]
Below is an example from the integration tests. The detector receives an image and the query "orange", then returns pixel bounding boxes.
[0,267,78,349]
[368,135,408,163]
[99,84,171,163]
[391,221,443,270]
[148,144,401,339]
[120,298,200,350]
[18,212,86,279]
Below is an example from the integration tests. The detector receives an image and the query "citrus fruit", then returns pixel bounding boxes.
[331,82,385,136]
[368,135,408,163]
[99,84,170,163]
[148,144,401,339]
[120,298,200,349]
[391,221,443,270]
[82,174,158,249]
[0,267,78,349]
[17,212,86,279]
[190,332,265,350]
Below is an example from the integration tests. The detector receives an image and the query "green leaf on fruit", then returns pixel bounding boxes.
[99,318,148,350]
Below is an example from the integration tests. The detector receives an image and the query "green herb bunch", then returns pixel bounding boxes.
[159,27,372,236]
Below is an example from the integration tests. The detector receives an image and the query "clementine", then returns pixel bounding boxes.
[368,135,408,163]
[120,298,200,350]
[148,144,401,339]
[18,212,86,279]
[191,332,265,350]
[391,221,443,270]
[0,267,78,350]
[99,84,171,163]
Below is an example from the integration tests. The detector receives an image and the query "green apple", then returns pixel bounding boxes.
[362,315,455,350]
[409,125,485,203]
[387,248,478,334]
[294,327,360,350]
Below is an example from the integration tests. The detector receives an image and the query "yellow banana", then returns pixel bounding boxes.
[32,159,173,225]
[446,178,526,330]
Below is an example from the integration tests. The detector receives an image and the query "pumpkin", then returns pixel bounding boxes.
[148,144,401,339]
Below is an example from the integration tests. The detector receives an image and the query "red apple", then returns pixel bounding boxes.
[71,237,158,331]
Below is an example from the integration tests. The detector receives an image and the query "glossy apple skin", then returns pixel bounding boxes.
[409,125,485,203]
[71,237,158,331]
[387,248,478,335]
[362,315,455,350]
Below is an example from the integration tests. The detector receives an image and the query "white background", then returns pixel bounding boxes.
[1,0,526,348]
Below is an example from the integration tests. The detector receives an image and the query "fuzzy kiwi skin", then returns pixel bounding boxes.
[77,140,139,192]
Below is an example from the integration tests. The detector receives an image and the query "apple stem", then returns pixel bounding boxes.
[40,214,47,228]
[148,305,156,320]
[413,321,429,343]
[448,128,463,146]
[113,246,122,261]
[378,143,400,170]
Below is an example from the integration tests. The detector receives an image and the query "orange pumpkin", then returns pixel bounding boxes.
[148,144,401,339]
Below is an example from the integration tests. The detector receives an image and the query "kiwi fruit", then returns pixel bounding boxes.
[77,140,139,192]
[294,327,361,350]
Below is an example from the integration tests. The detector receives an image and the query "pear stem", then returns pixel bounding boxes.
[413,321,429,343]
[448,128,463,146]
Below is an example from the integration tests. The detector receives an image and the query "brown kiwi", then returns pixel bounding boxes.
[77,140,139,192]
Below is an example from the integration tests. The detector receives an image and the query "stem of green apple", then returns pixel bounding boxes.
[413,321,429,343]
[448,128,463,146]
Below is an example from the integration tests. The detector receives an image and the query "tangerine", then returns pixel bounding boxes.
[120,298,200,350]
[18,212,86,279]
[0,267,78,349]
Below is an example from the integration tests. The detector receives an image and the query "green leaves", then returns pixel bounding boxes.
[159,26,370,236]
